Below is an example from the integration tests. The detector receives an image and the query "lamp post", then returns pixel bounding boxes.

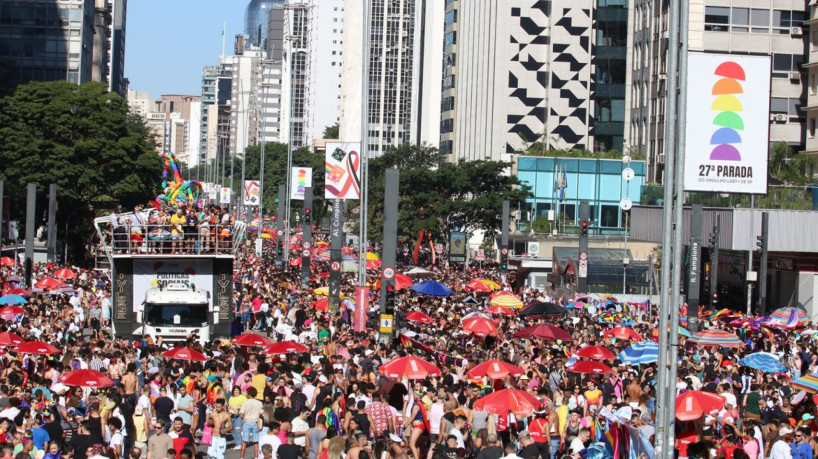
[621,153,634,295]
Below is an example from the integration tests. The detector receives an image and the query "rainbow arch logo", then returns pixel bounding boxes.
[296,168,308,195]
[710,61,745,161]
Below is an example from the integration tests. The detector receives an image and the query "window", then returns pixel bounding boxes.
[810,117,816,139]
[600,205,621,228]
[705,6,729,31]
[731,8,748,32]
[770,98,788,113]
[444,31,456,46]
[789,98,802,117]
[750,9,769,33]
[772,54,804,78]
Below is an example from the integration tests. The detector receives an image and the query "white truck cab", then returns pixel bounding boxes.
[133,285,211,345]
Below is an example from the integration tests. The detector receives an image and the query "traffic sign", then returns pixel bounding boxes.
[383,267,395,280]
[379,314,393,333]
[435,243,443,254]
[501,247,508,255]
[277,230,284,237]
[331,261,341,272]
[579,252,588,261]
[303,241,311,249]
[302,249,310,257]
[578,259,588,278]
[475,250,485,261]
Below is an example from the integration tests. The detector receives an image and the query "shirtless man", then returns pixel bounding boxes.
[207,398,232,459]
[122,363,138,407]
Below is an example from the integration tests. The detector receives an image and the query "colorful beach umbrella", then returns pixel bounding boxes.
[767,307,809,329]
[378,356,441,380]
[490,295,524,309]
[0,295,27,305]
[617,341,660,365]
[467,360,524,380]
[688,329,744,348]
[739,352,786,374]
[793,373,818,394]
[473,389,543,417]
[465,280,493,294]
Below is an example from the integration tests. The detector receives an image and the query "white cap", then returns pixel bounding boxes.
[318,375,328,383]
[780,427,794,436]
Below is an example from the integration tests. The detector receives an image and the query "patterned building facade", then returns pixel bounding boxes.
[444,0,629,162]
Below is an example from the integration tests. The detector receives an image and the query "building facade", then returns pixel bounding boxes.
[628,0,808,182]
[339,0,443,157]
[245,0,284,48]
[442,0,629,162]
[804,1,818,157]
[0,0,126,96]
[517,155,646,233]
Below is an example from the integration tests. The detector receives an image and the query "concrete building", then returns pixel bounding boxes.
[339,0,444,157]
[627,0,808,182]
[0,0,126,96]
[127,91,201,164]
[280,0,344,148]
[803,1,818,157]
[198,62,235,167]
[127,89,153,118]
[441,0,629,162]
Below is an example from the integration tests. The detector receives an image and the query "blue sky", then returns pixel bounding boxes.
[125,0,245,98]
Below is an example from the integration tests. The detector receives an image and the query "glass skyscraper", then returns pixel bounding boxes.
[244,0,284,47]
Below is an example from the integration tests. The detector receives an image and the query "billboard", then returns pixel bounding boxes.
[133,258,214,317]
[243,180,260,206]
[290,167,312,200]
[683,53,770,194]
[219,187,232,204]
[449,232,467,263]
[325,142,361,200]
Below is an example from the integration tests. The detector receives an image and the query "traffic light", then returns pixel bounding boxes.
[756,235,764,251]
[384,284,396,315]
[304,208,311,225]
[708,232,716,247]
[581,220,588,237]
[500,259,507,270]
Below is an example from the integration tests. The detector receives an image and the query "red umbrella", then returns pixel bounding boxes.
[35,278,65,290]
[0,332,23,347]
[473,388,543,417]
[289,258,302,267]
[366,260,382,270]
[262,341,309,354]
[161,347,208,362]
[467,360,524,380]
[513,324,573,341]
[675,390,725,421]
[603,326,643,341]
[317,272,330,278]
[0,257,13,267]
[230,334,273,347]
[60,369,114,387]
[311,298,329,311]
[405,311,434,324]
[5,289,30,297]
[567,360,615,375]
[485,305,515,317]
[374,273,413,290]
[378,356,441,380]
[0,306,26,316]
[54,268,77,280]
[489,290,514,300]
[14,341,60,354]
[465,280,493,293]
[575,345,616,360]
[462,317,499,336]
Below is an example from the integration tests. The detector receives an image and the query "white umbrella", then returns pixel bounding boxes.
[404,267,435,278]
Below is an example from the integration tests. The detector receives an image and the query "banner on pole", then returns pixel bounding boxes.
[683,52,770,194]
[324,142,361,200]
[243,180,260,206]
[354,286,369,333]
[290,167,313,200]
[219,187,231,204]
[449,232,466,262]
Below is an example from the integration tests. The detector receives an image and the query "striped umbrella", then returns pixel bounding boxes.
[739,352,786,373]
[793,373,818,394]
[490,295,524,309]
[767,307,809,329]
[688,329,744,348]
[617,341,659,364]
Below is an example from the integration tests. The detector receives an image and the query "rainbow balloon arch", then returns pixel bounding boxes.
[154,152,204,209]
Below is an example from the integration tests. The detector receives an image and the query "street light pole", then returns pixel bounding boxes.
[357,0,372,286]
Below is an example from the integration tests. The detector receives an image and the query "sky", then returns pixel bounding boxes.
[125,0,245,98]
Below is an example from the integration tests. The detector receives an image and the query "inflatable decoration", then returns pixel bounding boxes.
[154,152,204,209]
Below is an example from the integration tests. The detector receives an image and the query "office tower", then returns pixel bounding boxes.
[339,0,444,157]
[0,0,126,96]
[245,0,285,47]
[281,0,344,148]
[442,0,629,162]
[805,2,818,158]
[627,0,807,182]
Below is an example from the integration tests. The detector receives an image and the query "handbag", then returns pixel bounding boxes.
[201,424,213,446]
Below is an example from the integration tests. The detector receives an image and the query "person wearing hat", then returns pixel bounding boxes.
[792,427,813,459]
[770,426,794,459]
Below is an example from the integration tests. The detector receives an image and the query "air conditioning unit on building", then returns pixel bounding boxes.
[791,27,804,36]
[657,153,666,164]
[774,113,789,122]
[658,73,667,80]
[790,71,802,81]
[527,242,541,257]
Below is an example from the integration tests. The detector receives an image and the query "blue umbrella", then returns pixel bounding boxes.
[0,295,26,305]
[739,352,786,373]
[618,341,659,364]
[410,280,454,297]
[678,327,691,337]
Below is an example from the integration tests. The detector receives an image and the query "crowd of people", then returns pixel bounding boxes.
[0,204,816,459]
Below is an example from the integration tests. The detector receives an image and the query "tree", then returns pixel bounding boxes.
[365,144,531,244]
[0,81,160,260]
[323,123,339,139]
[769,141,818,186]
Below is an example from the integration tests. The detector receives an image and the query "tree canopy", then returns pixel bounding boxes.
[769,141,818,186]
[366,144,531,243]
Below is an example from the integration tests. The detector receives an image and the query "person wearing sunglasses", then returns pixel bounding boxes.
[792,427,814,459]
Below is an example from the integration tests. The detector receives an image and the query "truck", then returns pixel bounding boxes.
[132,285,212,344]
